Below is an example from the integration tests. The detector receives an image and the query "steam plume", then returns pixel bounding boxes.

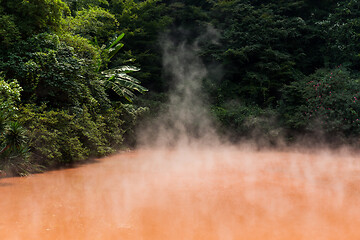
[139,29,220,148]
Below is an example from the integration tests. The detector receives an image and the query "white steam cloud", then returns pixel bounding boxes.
[139,29,220,149]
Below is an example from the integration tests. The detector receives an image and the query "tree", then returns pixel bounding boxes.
[64,0,110,13]
[316,0,360,70]
[64,6,118,45]
[0,0,70,39]
[205,0,320,106]
[280,66,360,137]
[108,0,172,92]
[0,6,20,48]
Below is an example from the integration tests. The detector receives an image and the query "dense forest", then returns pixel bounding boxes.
[1,0,360,175]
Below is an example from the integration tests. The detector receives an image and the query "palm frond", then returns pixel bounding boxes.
[5,122,27,149]
[101,65,140,75]
[111,84,136,102]
[108,33,125,49]
[102,65,148,102]
[116,73,141,84]
[108,43,124,60]
[114,77,148,93]
[100,33,148,102]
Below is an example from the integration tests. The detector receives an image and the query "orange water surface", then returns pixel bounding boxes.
[0,148,360,240]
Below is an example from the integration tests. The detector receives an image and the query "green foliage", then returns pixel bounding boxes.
[102,66,148,102]
[64,6,118,45]
[1,33,107,109]
[0,145,35,177]
[212,102,263,136]
[316,0,360,69]
[0,7,20,47]
[212,102,282,144]
[19,105,105,166]
[106,33,125,60]
[104,103,149,147]
[109,0,173,91]
[0,0,149,174]
[0,76,22,118]
[0,0,70,40]
[205,1,312,106]
[280,67,360,137]
[18,103,146,167]
[100,35,148,102]
[2,122,27,151]
[60,33,101,62]
[0,77,32,175]
[64,0,109,12]
[166,1,209,27]
[1,0,360,172]
[0,118,28,157]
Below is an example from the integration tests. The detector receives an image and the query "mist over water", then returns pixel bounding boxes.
[1,150,360,239]
[1,31,360,240]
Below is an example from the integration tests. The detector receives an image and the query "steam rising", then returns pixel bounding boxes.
[139,30,219,148]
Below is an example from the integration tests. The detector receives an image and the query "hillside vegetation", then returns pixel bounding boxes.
[1,0,360,175]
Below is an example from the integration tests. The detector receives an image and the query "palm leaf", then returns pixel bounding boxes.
[100,33,147,102]
[120,88,136,103]
[108,33,125,49]
[102,66,140,75]
[108,43,124,60]
[116,73,141,84]
[114,65,140,73]
[104,75,116,88]
[5,122,27,149]
[114,77,148,93]
[111,84,135,102]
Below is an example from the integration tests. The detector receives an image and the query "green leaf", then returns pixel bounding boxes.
[108,33,125,49]
[102,66,140,75]
[116,73,141,84]
[108,43,124,60]
[114,77,148,93]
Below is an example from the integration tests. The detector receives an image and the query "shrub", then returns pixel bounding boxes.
[18,103,147,168]
[212,102,283,144]
[280,66,360,138]
[1,33,108,110]
[64,6,118,45]
[0,76,22,118]
[0,76,35,175]
[0,121,36,176]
